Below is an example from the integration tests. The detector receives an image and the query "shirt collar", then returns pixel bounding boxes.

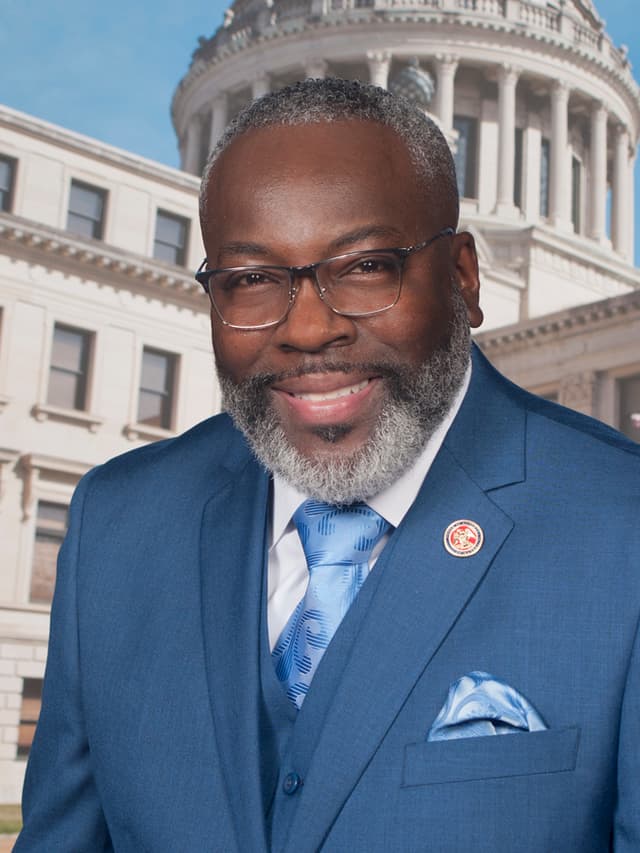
[271,361,471,545]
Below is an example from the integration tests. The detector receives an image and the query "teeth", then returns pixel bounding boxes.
[294,379,369,402]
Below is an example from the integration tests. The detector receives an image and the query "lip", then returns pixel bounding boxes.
[270,372,381,426]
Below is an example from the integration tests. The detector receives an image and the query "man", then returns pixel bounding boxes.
[16,79,640,851]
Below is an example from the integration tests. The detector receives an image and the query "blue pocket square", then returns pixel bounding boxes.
[427,671,547,742]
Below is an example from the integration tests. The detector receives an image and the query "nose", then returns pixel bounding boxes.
[276,271,357,353]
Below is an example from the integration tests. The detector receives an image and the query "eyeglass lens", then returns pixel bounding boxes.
[208,250,403,327]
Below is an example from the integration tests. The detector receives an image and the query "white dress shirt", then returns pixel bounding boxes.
[267,364,471,649]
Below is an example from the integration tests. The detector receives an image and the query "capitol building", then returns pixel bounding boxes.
[0,0,639,803]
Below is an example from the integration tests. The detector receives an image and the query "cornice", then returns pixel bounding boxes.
[476,289,640,354]
[465,217,640,288]
[172,7,640,131]
[0,213,204,308]
[0,104,200,195]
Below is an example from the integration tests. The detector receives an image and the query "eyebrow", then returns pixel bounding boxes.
[215,242,270,265]
[215,225,407,266]
[328,225,406,252]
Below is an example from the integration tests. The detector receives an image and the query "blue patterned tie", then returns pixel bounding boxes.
[272,499,390,709]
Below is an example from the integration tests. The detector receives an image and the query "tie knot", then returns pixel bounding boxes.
[293,499,390,571]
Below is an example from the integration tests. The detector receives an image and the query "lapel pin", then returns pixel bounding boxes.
[443,520,484,558]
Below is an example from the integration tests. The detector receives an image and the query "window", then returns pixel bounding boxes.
[154,210,190,266]
[47,324,92,410]
[618,374,640,443]
[453,116,478,199]
[540,138,551,218]
[513,128,523,209]
[67,179,106,239]
[31,501,68,604]
[0,154,16,212]
[137,347,177,429]
[571,156,581,233]
[18,678,43,758]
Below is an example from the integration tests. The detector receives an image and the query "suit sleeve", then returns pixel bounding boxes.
[14,470,113,852]
[614,609,640,851]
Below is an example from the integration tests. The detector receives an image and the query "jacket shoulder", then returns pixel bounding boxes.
[79,413,255,502]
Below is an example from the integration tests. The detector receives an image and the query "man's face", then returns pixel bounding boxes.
[202,120,482,501]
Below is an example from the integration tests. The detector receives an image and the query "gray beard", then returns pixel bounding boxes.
[218,285,471,505]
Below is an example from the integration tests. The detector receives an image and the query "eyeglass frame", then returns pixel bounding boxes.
[195,226,455,331]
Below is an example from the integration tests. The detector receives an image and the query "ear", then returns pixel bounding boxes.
[452,231,483,329]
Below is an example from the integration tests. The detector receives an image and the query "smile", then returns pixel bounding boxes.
[289,379,370,402]
[270,373,381,428]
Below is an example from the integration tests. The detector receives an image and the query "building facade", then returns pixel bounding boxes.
[0,107,216,802]
[0,0,639,803]
[172,0,640,327]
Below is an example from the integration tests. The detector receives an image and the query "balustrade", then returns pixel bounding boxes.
[455,0,504,14]
[518,0,560,32]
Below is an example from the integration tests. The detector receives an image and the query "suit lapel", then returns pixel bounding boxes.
[199,442,271,853]
[281,350,526,853]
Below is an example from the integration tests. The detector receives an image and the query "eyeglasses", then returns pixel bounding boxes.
[195,226,454,330]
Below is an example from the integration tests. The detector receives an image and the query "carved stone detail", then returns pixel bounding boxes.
[559,371,597,415]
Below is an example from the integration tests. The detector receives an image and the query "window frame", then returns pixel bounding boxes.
[453,115,478,201]
[153,209,190,267]
[0,154,17,213]
[136,346,178,431]
[30,500,69,605]
[66,178,107,240]
[46,322,93,412]
[540,137,551,219]
[571,155,582,234]
[513,127,524,210]
[17,678,44,759]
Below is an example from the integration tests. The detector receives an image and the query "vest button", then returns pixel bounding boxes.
[282,772,303,795]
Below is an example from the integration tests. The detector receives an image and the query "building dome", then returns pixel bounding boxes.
[172,0,640,330]
[388,58,435,109]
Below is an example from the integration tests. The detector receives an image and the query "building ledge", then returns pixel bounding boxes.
[123,422,175,442]
[31,403,104,433]
[0,212,204,305]
[476,288,640,353]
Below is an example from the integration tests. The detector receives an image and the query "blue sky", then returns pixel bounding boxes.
[1,0,639,257]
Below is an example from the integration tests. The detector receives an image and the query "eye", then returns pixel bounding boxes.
[220,268,286,291]
[337,253,399,279]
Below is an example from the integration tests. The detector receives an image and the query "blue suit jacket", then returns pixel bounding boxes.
[16,348,640,851]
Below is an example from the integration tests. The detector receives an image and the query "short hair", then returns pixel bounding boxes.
[199,77,459,225]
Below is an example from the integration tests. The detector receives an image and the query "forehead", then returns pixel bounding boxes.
[203,120,439,251]
[212,118,420,179]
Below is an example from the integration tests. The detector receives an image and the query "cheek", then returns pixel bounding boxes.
[211,322,273,380]
[368,287,453,365]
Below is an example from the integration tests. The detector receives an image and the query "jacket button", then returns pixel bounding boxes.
[282,772,303,795]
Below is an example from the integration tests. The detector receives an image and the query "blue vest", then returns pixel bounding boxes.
[259,545,392,851]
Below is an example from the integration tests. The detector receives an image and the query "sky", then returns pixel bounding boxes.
[1,0,639,257]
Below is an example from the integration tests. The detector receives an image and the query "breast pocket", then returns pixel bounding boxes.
[402,726,580,787]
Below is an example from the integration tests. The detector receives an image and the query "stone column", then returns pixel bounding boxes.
[628,150,636,264]
[367,51,391,89]
[612,125,630,256]
[209,94,229,152]
[183,115,202,175]
[559,371,597,417]
[495,64,520,217]
[252,72,270,100]
[549,81,571,230]
[305,58,327,79]
[434,55,458,132]
[588,102,608,243]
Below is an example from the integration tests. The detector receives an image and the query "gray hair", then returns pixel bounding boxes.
[199,77,459,225]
